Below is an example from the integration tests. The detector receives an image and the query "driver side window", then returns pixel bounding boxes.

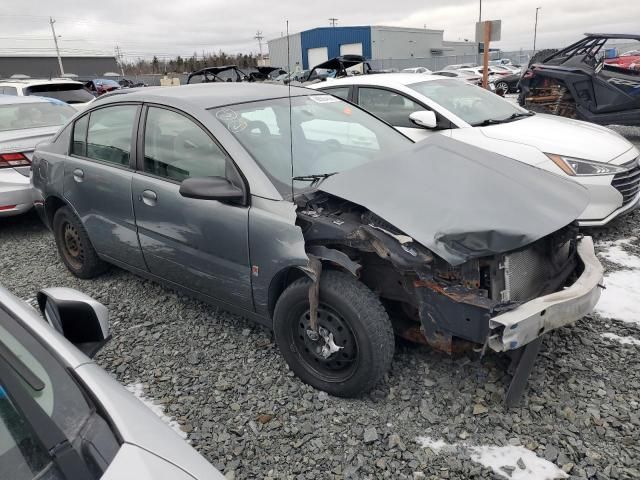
[357,87,424,128]
[143,107,229,182]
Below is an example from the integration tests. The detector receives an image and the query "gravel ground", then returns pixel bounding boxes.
[2,191,640,477]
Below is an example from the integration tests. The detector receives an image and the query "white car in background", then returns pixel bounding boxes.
[401,67,432,74]
[310,74,640,226]
[0,78,95,111]
[0,95,77,217]
[0,284,225,479]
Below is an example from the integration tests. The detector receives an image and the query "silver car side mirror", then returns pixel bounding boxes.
[409,110,438,129]
[36,288,110,358]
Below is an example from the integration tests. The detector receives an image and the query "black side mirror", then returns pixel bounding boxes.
[179,176,245,204]
[36,288,110,358]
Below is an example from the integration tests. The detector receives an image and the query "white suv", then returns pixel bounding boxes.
[0,78,95,110]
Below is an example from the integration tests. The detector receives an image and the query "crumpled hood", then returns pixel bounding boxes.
[0,125,61,154]
[320,135,589,265]
[478,113,634,162]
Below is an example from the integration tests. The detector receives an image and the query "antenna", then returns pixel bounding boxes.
[254,30,264,64]
[287,20,294,199]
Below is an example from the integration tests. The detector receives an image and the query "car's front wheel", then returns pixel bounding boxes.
[273,270,395,397]
[53,206,107,279]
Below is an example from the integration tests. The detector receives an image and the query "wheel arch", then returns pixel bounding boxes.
[44,195,68,229]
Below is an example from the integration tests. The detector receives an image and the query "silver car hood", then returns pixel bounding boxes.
[0,125,61,154]
[319,135,589,265]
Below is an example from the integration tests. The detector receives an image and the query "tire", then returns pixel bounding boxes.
[53,206,107,279]
[273,270,395,397]
[496,81,509,94]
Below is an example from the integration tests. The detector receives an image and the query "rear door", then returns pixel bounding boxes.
[63,103,146,269]
[131,105,252,308]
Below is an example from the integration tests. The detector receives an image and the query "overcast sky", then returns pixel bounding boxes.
[1,0,638,60]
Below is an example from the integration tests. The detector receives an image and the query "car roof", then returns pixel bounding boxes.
[0,94,62,105]
[95,82,320,109]
[0,78,83,86]
[311,73,456,88]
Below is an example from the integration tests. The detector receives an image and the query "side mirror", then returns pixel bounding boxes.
[36,288,110,358]
[409,110,438,129]
[179,176,245,204]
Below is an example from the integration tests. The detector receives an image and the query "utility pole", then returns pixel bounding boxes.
[115,46,125,76]
[479,0,482,22]
[254,30,264,64]
[329,17,338,27]
[533,7,541,52]
[49,17,64,76]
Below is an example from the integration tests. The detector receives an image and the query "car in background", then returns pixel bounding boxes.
[84,78,121,96]
[430,69,493,89]
[0,283,225,479]
[32,83,604,405]
[0,77,95,110]
[604,49,640,69]
[459,65,512,82]
[441,63,477,71]
[311,74,640,226]
[493,72,522,94]
[0,95,76,217]
[402,67,432,74]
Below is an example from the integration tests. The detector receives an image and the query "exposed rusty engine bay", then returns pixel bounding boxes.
[523,81,577,118]
[296,192,581,355]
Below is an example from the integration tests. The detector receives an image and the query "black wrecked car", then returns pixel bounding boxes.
[519,33,640,126]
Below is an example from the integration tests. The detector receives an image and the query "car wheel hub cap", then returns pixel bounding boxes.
[64,224,81,258]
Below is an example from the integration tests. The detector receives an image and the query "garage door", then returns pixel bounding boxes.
[340,43,364,73]
[308,47,328,69]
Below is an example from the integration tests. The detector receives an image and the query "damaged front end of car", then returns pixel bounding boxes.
[295,135,604,405]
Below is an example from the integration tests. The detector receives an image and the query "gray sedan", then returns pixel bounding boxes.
[0,284,224,479]
[32,83,603,404]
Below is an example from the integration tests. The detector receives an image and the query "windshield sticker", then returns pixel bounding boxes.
[215,108,248,133]
[309,95,340,104]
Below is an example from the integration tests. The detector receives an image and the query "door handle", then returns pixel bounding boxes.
[140,189,157,206]
[72,168,84,183]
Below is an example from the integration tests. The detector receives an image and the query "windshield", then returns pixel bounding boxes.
[212,94,412,197]
[0,101,75,132]
[408,79,527,126]
[24,84,94,104]
[0,309,92,480]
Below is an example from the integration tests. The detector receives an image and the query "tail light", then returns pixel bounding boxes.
[0,152,31,168]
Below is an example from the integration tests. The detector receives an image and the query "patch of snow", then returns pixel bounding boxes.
[415,436,451,452]
[597,243,640,269]
[470,445,568,480]
[601,332,640,345]
[595,270,640,326]
[416,437,568,480]
[125,383,187,439]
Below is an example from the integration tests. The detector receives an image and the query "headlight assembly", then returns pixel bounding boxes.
[546,153,628,176]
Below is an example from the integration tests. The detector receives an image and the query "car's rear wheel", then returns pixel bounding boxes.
[53,206,107,279]
[273,270,395,397]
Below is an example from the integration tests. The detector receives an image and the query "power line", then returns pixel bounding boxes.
[329,17,338,27]
[254,30,264,62]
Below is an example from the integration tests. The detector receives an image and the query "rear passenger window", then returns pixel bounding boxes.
[72,114,88,156]
[86,105,137,166]
[143,107,229,182]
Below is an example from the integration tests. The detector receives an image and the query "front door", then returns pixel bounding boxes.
[355,86,448,142]
[132,105,252,309]
[63,103,146,269]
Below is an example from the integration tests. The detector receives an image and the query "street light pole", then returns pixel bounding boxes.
[49,17,64,76]
[533,7,541,52]
[479,0,482,22]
